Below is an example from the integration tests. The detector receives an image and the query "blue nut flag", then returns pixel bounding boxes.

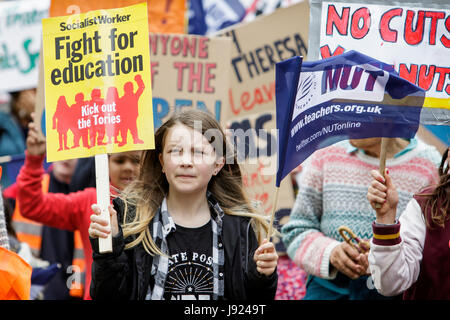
[275,50,427,187]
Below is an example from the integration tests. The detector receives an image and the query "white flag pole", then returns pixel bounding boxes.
[95,153,112,253]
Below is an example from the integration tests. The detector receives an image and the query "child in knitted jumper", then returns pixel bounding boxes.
[282,137,441,299]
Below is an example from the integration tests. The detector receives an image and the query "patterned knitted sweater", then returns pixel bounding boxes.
[281,139,441,280]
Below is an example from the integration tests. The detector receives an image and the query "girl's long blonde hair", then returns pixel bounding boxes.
[119,109,273,255]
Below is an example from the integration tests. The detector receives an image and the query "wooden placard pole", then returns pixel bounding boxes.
[375,137,390,209]
[378,137,389,177]
[95,154,112,253]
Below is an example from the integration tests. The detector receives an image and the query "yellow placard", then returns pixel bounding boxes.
[49,0,186,34]
[42,2,154,162]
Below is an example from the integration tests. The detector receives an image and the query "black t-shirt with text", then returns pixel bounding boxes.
[163,220,214,300]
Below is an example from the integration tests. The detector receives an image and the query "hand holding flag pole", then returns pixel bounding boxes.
[375,137,391,209]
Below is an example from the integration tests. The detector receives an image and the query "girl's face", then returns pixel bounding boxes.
[159,123,224,195]
[109,151,141,190]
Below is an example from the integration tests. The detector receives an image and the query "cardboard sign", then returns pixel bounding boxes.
[49,0,186,34]
[0,0,50,92]
[215,2,311,253]
[150,33,231,128]
[42,3,154,162]
[228,110,294,253]
[217,1,310,120]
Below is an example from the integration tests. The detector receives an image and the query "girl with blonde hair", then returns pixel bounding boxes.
[89,109,278,300]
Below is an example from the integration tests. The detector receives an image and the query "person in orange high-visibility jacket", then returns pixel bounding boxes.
[1,176,32,300]
[10,161,86,299]
[0,246,32,300]
[16,116,141,300]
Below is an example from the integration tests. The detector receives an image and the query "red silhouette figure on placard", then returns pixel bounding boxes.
[70,93,90,149]
[117,74,145,147]
[105,87,120,144]
[89,88,106,147]
[53,95,70,151]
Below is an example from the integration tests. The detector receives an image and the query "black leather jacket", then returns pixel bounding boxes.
[90,198,277,300]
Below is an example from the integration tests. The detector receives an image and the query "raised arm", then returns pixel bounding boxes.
[16,116,85,231]
[367,169,425,296]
